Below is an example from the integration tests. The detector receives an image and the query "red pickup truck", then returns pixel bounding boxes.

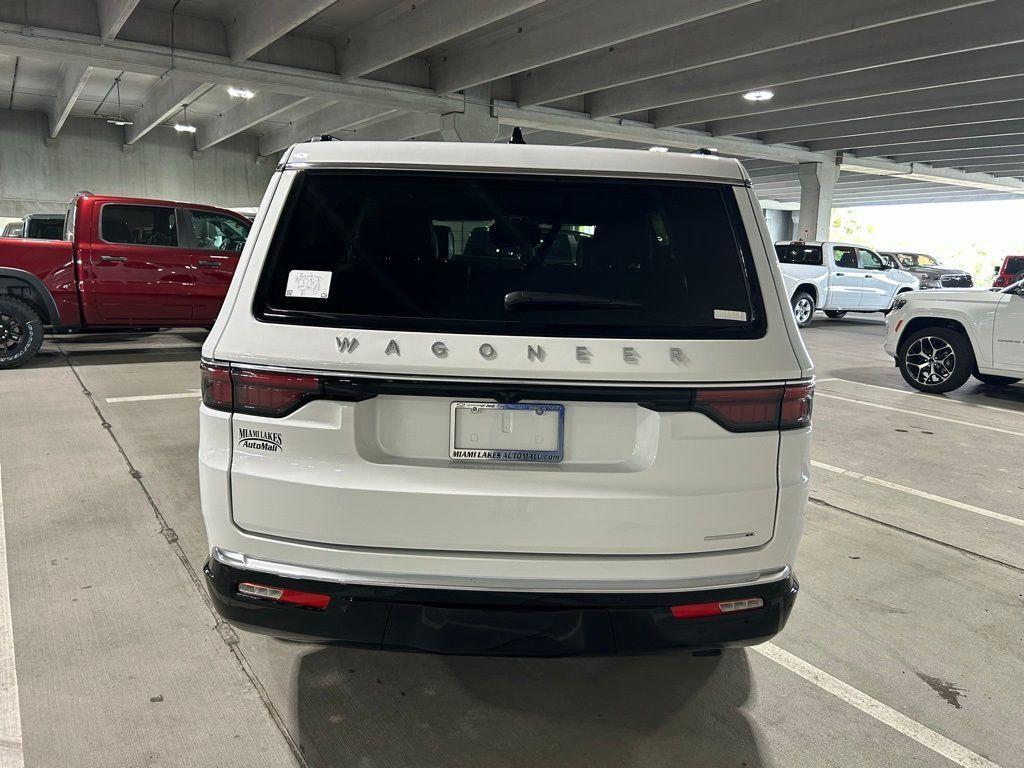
[0,192,251,368]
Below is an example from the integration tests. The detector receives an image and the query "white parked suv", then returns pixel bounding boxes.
[776,241,918,327]
[198,141,812,655]
[884,281,1024,393]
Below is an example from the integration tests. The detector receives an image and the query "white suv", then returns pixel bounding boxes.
[198,141,812,656]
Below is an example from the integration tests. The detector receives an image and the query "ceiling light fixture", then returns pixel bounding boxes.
[104,75,134,127]
[648,146,669,152]
[174,103,197,133]
[742,89,774,102]
[227,86,255,99]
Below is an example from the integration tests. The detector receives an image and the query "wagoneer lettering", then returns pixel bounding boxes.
[200,141,812,656]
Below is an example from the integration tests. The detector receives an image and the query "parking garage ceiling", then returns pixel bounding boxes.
[1,0,1023,205]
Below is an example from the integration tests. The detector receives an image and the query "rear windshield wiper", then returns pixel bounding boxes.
[504,290,642,311]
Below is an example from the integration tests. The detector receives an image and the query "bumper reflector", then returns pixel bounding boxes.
[670,597,764,620]
[237,581,330,610]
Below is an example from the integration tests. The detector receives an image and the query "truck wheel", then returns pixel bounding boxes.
[824,310,847,319]
[973,373,1021,387]
[0,295,44,369]
[791,292,815,328]
[897,327,973,394]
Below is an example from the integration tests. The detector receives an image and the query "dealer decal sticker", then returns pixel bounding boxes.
[238,428,283,452]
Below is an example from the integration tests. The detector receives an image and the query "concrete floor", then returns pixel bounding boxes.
[1,314,1022,767]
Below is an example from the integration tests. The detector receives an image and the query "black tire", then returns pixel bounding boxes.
[0,295,44,370]
[791,291,815,328]
[824,310,847,319]
[973,373,1021,387]
[897,326,974,394]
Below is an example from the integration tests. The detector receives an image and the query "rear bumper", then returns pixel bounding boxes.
[204,556,798,656]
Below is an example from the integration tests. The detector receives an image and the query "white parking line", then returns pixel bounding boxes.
[819,377,1024,417]
[754,643,999,768]
[0,463,24,768]
[105,390,201,403]
[812,460,1024,528]
[816,392,1024,439]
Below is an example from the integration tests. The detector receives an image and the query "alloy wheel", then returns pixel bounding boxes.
[794,298,813,324]
[904,336,957,386]
[0,312,23,352]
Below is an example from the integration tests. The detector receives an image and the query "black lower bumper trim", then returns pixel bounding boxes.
[204,559,798,656]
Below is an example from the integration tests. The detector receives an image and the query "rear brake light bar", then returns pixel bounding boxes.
[202,362,812,430]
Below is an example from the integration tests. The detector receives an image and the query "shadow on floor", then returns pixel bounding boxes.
[294,646,765,768]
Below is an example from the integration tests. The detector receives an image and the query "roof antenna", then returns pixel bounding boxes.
[508,127,526,145]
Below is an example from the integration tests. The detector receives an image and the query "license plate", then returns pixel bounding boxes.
[449,402,564,463]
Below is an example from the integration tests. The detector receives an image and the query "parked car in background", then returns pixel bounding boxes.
[879,251,973,289]
[0,191,250,368]
[1,213,66,239]
[776,240,918,327]
[992,255,1024,288]
[200,141,811,656]
[1,221,23,237]
[885,281,1023,393]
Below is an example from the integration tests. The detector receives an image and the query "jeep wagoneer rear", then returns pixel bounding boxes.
[199,141,812,655]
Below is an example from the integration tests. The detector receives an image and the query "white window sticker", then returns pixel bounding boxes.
[714,309,748,322]
[285,270,332,299]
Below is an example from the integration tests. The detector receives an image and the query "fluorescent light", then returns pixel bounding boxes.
[742,89,774,102]
[227,86,255,99]
[174,123,198,134]
[648,146,669,152]
[106,118,133,126]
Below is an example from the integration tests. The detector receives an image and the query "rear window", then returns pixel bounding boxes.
[255,171,765,339]
[1004,256,1024,276]
[775,244,822,266]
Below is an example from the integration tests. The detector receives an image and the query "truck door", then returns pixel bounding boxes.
[84,204,195,323]
[827,245,864,308]
[993,288,1024,373]
[856,248,892,309]
[186,209,250,324]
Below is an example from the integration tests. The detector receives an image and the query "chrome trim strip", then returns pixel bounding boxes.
[212,547,790,594]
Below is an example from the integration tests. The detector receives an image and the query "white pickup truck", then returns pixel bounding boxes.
[775,240,919,327]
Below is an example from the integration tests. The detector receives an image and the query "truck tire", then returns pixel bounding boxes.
[0,295,44,369]
[897,326,974,394]
[973,373,1021,387]
[824,310,847,319]
[791,291,815,328]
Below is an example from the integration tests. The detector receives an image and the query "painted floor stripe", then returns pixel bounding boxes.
[0,463,24,768]
[820,377,1024,417]
[105,390,200,403]
[811,460,1024,529]
[754,643,999,768]
[816,392,1024,439]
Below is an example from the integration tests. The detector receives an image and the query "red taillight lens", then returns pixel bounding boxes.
[780,381,814,430]
[237,582,330,610]
[201,362,232,411]
[232,368,322,418]
[693,386,783,432]
[670,597,764,620]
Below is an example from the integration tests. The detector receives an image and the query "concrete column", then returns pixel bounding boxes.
[440,85,500,143]
[796,156,839,240]
[763,208,795,242]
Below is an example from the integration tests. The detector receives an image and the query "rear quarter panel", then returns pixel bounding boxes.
[0,238,78,325]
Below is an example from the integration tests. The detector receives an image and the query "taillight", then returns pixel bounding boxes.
[232,368,322,418]
[200,363,322,418]
[200,362,232,411]
[692,382,813,432]
[670,597,764,620]
[237,582,330,610]
[693,387,783,432]
[780,381,813,430]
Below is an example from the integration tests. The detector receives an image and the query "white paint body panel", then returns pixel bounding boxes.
[199,142,812,592]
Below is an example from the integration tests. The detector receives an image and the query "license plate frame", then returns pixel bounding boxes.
[449,402,565,463]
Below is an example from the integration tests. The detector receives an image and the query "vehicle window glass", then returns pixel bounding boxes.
[833,247,858,269]
[1004,256,1024,276]
[858,249,884,270]
[878,253,898,269]
[775,244,823,266]
[256,171,766,339]
[102,205,179,247]
[25,218,65,240]
[897,253,939,268]
[191,211,250,252]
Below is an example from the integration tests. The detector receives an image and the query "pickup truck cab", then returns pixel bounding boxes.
[776,240,918,327]
[199,140,811,656]
[884,281,1024,393]
[1,213,66,240]
[879,251,973,289]
[0,192,250,368]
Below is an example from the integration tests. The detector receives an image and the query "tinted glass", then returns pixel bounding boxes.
[1003,256,1024,275]
[25,217,65,240]
[775,244,823,266]
[256,171,764,338]
[833,247,858,268]
[895,253,939,268]
[102,205,178,247]
[191,211,249,251]
[857,249,884,270]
